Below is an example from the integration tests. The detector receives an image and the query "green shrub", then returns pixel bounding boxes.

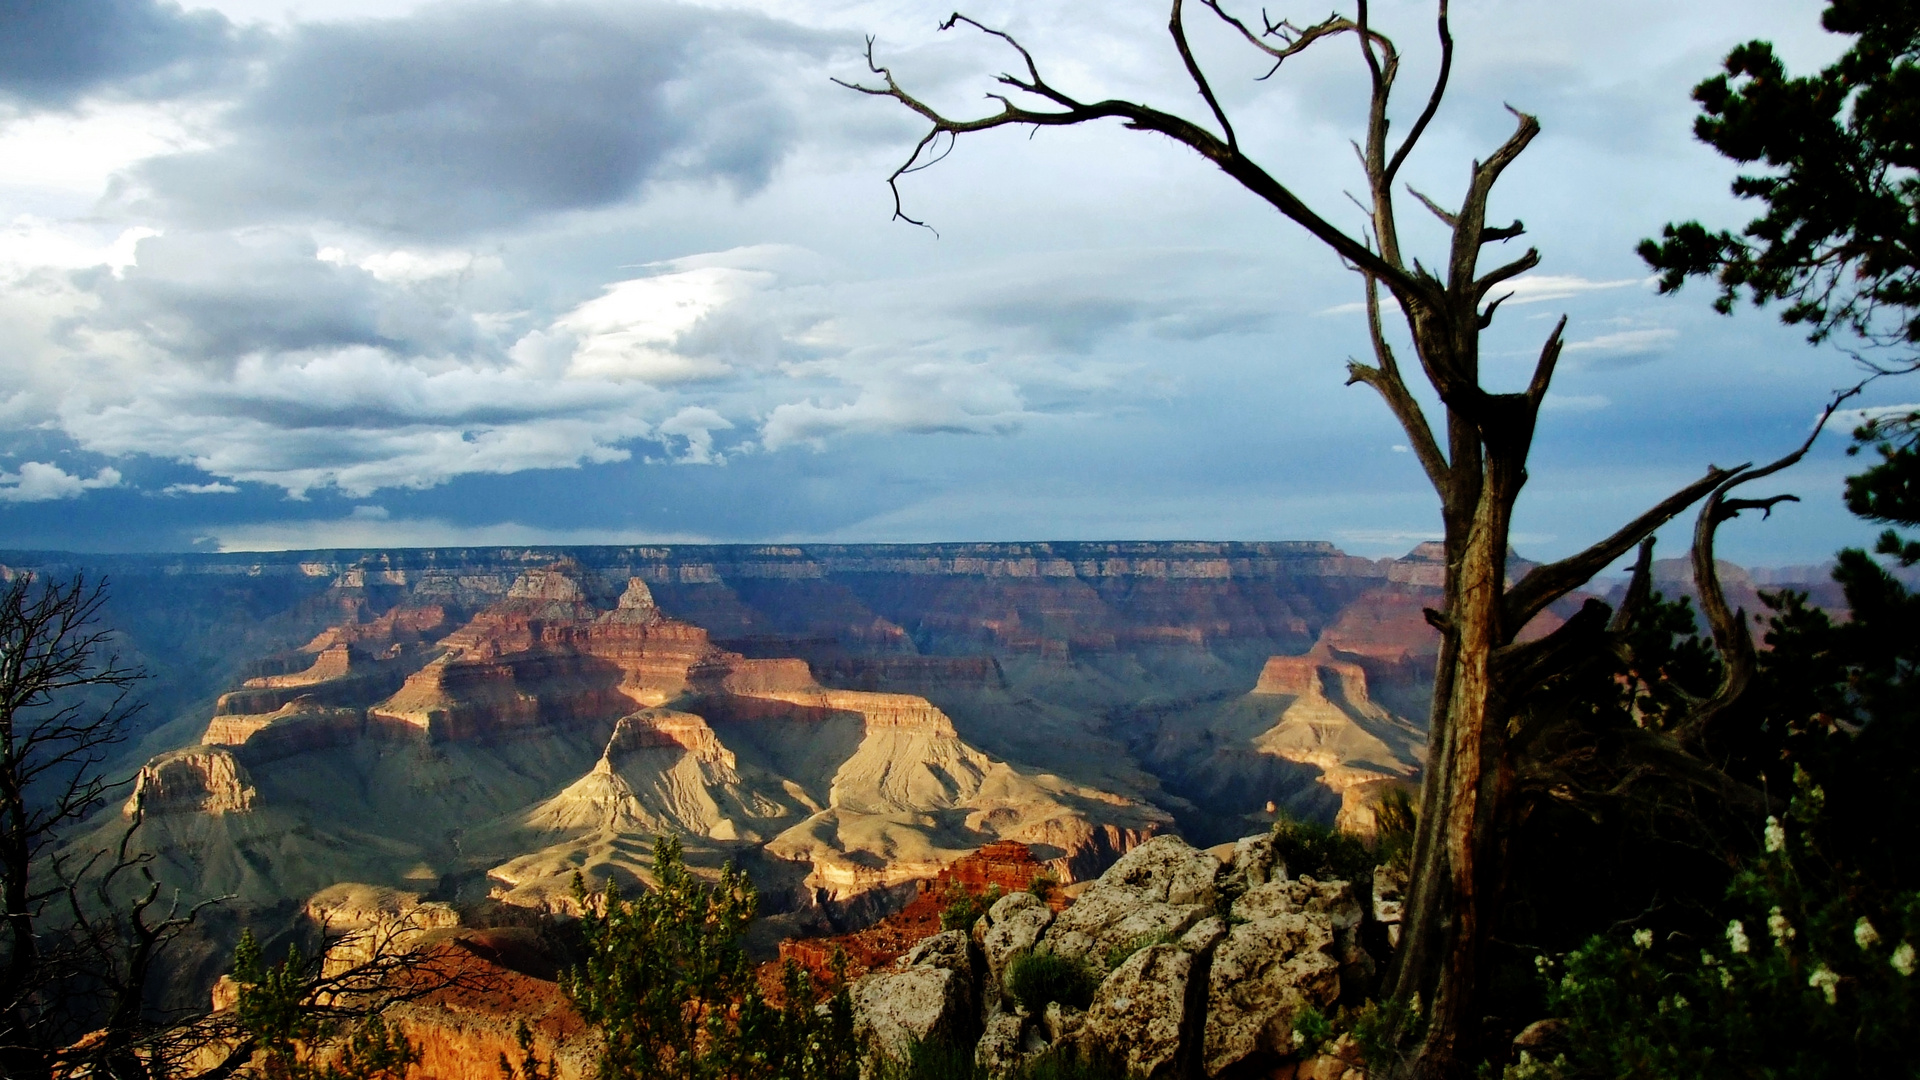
[1270,813,1376,883]
[1028,873,1058,902]
[939,882,1003,932]
[1371,787,1417,871]
[870,1038,980,1080]
[1007,950,1100,1012]
[1289,1005,1334,1057]
[563,836,861,1080]
[1507,802,1920,1080]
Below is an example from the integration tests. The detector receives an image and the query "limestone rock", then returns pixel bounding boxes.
[1080,944,1192,1080]
[1041,1001,1084,1046]
[1234,876,1363,930]
[853,935,976,1066]
[1045,835,1220,967]
[981,891,1054,990]
[975,1010,1028,1078]
[1178,915,1227,956]
[1228,833,1281,889]
[1096,834,1221,907]
[1202,910,1342,1076]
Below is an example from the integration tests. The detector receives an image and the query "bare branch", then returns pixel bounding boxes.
[1450,105,1541,294]
[1195,2,1365,78]
[1670,385,1864,745]
[841,14,1423,293]
[1170,0,1237,150]
[1382,0,1452,184]
[1504,464,1738,634]
[1523,316,1568,406]
[1407,186,1457,228]
[1607,538,1657,634]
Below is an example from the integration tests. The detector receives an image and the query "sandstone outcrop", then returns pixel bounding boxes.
[125,749,256,817]
[305,883,462,974]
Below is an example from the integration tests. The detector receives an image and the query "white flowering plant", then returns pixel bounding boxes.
[1507,794,1920,1080]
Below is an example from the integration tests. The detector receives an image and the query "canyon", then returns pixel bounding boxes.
[1,540,1836,1010]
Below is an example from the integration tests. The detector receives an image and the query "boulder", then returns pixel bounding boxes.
[1041,1001,1084,1046]
[1096,835,1222,907]
[1080,944,1193,1080]
[980,891,1053,1016]
[1044,835,1222,968]
[1201,910,1342,1076]
[1178,916,1227,956]
[1233,877,1363,931]
[1226,833,1282,890]
[975,1010,1028,1078]
[852,966,971,1066]
[854,930,978,1065]
[1045,890,1210,968]
[982,891,1053,979]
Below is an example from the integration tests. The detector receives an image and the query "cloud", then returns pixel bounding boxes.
[557,267,773,384]
[1500,275,1649,305]
[63,346,664,497]
[1321,275,1646,317]
[1564,327,1679,358]
[1834,403,1920,425]
[0,0,242,108]
[0,462,120,502]
[762,360,1031,450]
[160,481,237,495]
[204,514,713,552]
[656,406,734,464]
[123,1,839,238]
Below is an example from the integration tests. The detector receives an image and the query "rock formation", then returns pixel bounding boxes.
[112,561,1168,943]
[126,749,256,817]
[847,831,1387,1079]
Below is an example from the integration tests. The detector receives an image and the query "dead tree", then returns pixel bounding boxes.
[0,572,145,1080]
[841,4,1845,1075]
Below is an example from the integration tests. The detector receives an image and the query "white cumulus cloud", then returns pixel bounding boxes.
[0,463,121,502]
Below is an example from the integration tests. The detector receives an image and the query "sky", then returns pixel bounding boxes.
[0,0,1895,566]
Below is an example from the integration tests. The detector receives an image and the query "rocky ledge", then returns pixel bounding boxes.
[849,832,1384,1080]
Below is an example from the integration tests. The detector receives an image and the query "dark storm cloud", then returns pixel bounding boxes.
[128,1,840,239]
[0,0,241,107]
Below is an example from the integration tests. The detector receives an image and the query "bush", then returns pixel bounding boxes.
[1028,873,1058,902]
[1007,950,1100,1012]
[939,882,1002,932]
[564,836,861,1080]
[1371,787,1417,871]
[1507,799,1920,1080]
[870,1037,979,1080]
[1270,813,1376,883]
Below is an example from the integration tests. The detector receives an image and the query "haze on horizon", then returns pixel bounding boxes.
[0,0,1890,568]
